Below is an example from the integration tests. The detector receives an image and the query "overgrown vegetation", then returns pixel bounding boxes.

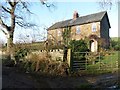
[18,53,69,76]
[62,27,71,61]
[2,35,119,76]
[69,40,89,52]
[69,40,89,61]
[110,37,120,51]
[68,40,89,71]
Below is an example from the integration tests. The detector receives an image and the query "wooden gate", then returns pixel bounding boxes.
[67,49,118,72]
[71,52,87,71]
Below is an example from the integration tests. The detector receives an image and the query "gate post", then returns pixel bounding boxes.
[67,49,72,68]
[98,52,101,70]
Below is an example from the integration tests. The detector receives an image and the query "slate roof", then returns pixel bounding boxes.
[48,11,110,30]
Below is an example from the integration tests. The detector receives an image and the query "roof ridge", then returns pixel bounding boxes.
[55,18,72,23]
[78,11,107,18]
[53,11,107,24]
[48,11,108,30]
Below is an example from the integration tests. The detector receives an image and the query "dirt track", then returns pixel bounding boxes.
[2,66,50,88]
[2,66,119,89]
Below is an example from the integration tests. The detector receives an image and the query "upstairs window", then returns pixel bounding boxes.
[76,26,80,34]
[57,29,61,36]
[92,23,97,32]
[49,35,52,39]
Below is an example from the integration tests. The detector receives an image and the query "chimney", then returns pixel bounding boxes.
[73,11,79,20]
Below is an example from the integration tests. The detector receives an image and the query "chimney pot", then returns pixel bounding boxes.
[73,11,79,20]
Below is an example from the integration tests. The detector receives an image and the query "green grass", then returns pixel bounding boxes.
[101,52,118,66]
[86,51,119,74]
[111,37,119,41]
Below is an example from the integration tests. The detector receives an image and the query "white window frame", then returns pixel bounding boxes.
[57,29,61,36]
[92,23,97,32]
[49,34,52,39]
[76,26,80,34]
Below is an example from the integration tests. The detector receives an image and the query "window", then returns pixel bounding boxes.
[58,41,61,45]
[92,23,97,32]
[57,29,61,36]
[76,26,80,34]
[49,35,52,39]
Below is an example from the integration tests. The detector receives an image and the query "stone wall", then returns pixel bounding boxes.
[47,22,101,43]
[31,49,64,61]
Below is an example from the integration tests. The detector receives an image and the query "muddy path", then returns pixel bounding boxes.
[45,72,119,89]
[2,66,50,89]
[2,66,119,89]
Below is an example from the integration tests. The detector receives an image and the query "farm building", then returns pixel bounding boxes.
[47,11,111,52]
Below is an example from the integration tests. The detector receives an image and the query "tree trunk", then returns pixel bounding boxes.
[7,31,14,60]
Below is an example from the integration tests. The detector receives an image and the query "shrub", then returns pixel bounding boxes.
[14,48,29,59]
[3,59,15,67]
[110,39,120,51]
[13,48,29,66]
[24,60,32,72]
[69,40,89,52]
[69,40,89,65]
[30,61,37,72]
[19,53,69,76]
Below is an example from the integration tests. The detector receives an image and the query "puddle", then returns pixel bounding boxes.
[105,76,114,79]
[108,85,120,89]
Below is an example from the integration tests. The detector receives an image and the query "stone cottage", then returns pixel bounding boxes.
[47,11,111,52]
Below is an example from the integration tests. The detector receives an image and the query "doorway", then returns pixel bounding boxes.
[90,40,98,52]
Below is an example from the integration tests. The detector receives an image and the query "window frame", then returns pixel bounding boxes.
[76,26,81,34]
[92,23,97,32]
[57,29,61,36]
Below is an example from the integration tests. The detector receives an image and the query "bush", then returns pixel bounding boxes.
[69,40,89,52]
[3,59,15,67]
[19,53,69,76]
[24,60,32,72]
[13,48,29,66]
[69,40,89,63]
[14,48,29,59]
[110,39,120,51]
[30,61,37,72]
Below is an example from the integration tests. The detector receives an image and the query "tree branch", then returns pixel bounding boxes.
[98,0,112,10]
[6,0,14,7]
[6,0,16,7]
[21,2,33,14]
[1,29,8,35]
[15,15,24,20]
[14,0,19,5]
[16,21,37,28]
[40,0,55,8]
[0,17,8,30]
[2,6,11,13]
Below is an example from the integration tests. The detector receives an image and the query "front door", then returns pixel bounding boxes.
[90,40,97,52]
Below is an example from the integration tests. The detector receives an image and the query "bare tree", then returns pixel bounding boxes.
[98,0,119,10]
[0,0,54,60]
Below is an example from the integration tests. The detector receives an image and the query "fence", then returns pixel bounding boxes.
[67,49,119,72]
[1,47,119,72]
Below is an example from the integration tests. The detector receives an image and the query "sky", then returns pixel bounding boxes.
[0,1,118,44]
